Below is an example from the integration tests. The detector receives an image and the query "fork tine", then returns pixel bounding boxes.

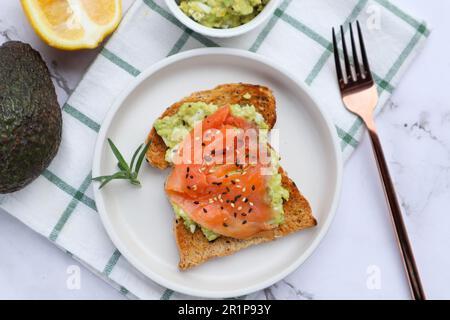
[356,21,372,79]
[349,23,361,79]
[332,28,344,84]
[340,25,352,82]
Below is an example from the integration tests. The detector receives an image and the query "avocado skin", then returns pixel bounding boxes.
[0,41,62,194]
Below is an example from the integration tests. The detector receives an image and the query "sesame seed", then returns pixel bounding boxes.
[203,208,207,213]
[230,203,235,208]
[242,187,246,192]
[248,208,253,213]
[236,185,241,189]
[252,185,256,191]
[223,223,228,227]
[242,220,247,225]
[193,201,199,205]
[241,213,247,217]
[242,197,247,202]
[235,179,240,182]
[234,213,237,218]
[249,202,254,206]
[237,206,242,211]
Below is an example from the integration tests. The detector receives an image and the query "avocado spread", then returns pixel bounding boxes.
[157,102,288,241]
[179,0,270,29]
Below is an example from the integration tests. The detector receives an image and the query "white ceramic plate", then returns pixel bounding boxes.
[93,48,342,298]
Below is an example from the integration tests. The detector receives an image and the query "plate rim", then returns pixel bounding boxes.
[92,48,343,298]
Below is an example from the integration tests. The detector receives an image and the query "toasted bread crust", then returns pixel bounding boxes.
[175,167,317,270]
[146,83,277,169]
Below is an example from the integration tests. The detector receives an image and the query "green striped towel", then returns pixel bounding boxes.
[0,0,429,299]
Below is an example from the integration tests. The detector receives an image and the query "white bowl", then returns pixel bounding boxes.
[165,0,281,38]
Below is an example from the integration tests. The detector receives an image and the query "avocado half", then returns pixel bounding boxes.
[0,41,62,194]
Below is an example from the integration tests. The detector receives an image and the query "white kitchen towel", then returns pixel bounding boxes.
[0,0,429,299]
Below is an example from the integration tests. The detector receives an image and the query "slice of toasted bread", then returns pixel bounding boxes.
[146,83,277,170]
[175,167,317,270]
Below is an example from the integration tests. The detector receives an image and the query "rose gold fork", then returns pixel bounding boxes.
[332,22,426,300]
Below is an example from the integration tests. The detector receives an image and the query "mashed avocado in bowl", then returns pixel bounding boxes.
[179,0,270,29]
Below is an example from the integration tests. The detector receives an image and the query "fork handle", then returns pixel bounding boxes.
[365,118,426,300]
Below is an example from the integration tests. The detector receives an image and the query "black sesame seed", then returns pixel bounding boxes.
[193,201,199,205]
[242,220,247,225]
[252,185,256,191]
[190,175,194,179]
[187,167,190,173]
[244,198,249,203]
[231,180,236,185]
[248,208,253,213]
[226,187,230,192]
[203,208,207,213]
[220,206,224,210]
[187,186,191,190]
[234,195,242,202]
[234,212,237,218]
[223,223,228,227]
[241,213,247,217]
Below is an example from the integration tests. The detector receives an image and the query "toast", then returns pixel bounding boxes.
[175,168,316,270]
[146,83,317,270]
[146,83,277,169]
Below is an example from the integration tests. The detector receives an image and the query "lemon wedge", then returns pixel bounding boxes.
[21,0,122,50]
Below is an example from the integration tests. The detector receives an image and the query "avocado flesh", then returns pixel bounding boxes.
[0,41,62,194]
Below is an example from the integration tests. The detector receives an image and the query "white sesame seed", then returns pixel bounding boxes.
[230,203,235,208]
[242,187,246,192]
[242,197,247,202]
[236,185,241,189]
[235,179,240,182]
[249,202,254,206]
[237,206,242,211]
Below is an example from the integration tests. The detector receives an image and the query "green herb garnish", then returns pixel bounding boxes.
[92,139,151,189]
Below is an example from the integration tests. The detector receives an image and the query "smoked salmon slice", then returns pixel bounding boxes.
[165,106,279,240]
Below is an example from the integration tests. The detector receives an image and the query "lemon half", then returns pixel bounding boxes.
[21,0,122,50]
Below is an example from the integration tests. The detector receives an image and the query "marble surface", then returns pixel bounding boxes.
[0,0,449,300]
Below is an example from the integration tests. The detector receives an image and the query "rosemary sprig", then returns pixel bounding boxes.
[92,139,152,189]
